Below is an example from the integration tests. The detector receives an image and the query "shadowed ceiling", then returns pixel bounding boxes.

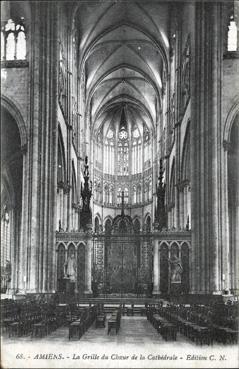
[74,1,170,135]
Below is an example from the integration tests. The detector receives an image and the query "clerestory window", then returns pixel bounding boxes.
[1,18,26,61]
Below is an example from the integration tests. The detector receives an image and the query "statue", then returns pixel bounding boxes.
[64,254,77,282]
[5,260,11,281]
[169,255,183,283]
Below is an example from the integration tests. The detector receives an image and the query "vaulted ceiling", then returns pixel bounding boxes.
[74,1,170,135]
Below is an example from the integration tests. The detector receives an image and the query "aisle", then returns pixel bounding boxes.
[81,316,161,345]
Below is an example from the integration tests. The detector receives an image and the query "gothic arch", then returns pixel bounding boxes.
[76,241,86,249]
[104,216,113,229]
[159,240,170,250]
[170,242,179,256]
[159,242,169,294]
[67,243,76,258]
[133,217,141,233]
[94,214,101,233]
[57,243,66,280]
[1,95,27,148]
[223,97,239,142]
[144,213,151,232]
[77,242,86,294]
[56,242,67,251]
[1,105,24,293]
[181,242,190,293]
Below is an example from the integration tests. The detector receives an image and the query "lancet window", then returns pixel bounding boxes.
[93,117,153,207]
[228,15,238,51]
[1,18,26,61]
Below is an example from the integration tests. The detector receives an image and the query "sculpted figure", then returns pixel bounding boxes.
[64,254,77,282]
[169,255,183,283]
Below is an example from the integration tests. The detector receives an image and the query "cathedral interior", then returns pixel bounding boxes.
[1,0,239,349]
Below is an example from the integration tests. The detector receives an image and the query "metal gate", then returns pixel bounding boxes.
[92,233,153,297]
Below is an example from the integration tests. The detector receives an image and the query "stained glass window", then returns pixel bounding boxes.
[118,129,129,175]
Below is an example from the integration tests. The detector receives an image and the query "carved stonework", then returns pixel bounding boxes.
[181,36,190,112]
[1,60,29,68]
[80,156,92,230]
[155,159,167,230]
[58,42,67,116]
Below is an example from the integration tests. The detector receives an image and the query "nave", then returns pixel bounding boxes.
[1,1,239,367]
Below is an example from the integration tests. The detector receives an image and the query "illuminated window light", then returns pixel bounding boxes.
[228,20,238,51]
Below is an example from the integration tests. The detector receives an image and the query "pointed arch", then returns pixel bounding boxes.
[1,95,27,148]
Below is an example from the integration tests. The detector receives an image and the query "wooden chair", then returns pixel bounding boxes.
[127,304,134,316]
[95,314,106,328]
[69,320,82,340]
[9,321,20,337]
[31,321,48,338]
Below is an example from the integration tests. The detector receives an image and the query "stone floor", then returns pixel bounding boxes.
[1,316,238,368]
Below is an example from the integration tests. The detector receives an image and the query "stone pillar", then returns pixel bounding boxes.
[209,4,221,294]
[152,240,160,295]
[17,2,59,294]
[221,143,231,291]
[191,3,224,294]
[18,150,28,293]
[85,238,92,295]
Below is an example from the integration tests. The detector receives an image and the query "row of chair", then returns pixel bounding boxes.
[157,303,238,345]
[1,299,63,339]
[68,306,97,340]
[147,307,177,341]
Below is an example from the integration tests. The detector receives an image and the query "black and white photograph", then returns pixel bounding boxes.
[1,0,239,368]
